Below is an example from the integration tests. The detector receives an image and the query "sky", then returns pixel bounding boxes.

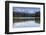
[13,7,40,13]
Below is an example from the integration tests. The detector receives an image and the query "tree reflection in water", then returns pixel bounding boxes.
[13,17,40,24]
[35,17,40,23]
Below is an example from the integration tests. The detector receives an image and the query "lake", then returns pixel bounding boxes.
[13,17,40,28]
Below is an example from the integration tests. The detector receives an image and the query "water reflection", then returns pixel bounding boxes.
[13,17,40,28]
[13,17,40,24]
[35,17,40,23]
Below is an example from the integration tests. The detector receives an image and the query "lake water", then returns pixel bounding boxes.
[13,20,40,28]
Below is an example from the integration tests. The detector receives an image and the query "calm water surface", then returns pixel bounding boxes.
[13,19,40,28]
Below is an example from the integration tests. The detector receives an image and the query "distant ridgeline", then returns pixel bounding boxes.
[13,11,40,17]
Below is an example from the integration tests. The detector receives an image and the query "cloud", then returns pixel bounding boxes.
[13,7,40,13]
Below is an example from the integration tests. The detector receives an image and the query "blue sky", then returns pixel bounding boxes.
[13,7,40,13]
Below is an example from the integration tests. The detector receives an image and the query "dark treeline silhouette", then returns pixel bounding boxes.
[13,11,40,17]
